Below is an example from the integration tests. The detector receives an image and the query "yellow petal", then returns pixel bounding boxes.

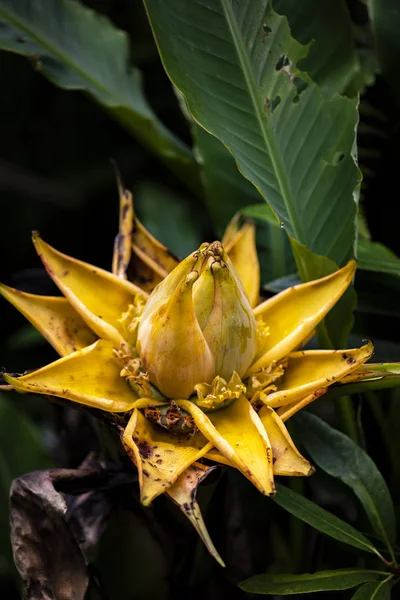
[248,260,356,374]
[167,463,225,567]
[277,388,327,422]
[122,409,212,505]
[4,339,136,412]
[178,397,275,495]
[132,209,179,279]
[258,406,314,476]
[222,216,260,307]
[0,283,96,356]
[112,180,133,279]
[33,233,146,345]
[264,343,373,408]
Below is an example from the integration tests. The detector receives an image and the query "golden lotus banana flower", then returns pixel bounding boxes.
[1,184,374,565]
[137,241,257,398]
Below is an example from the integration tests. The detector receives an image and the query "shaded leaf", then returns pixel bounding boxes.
[0,0,198,190]
[295,412,396,550]
[263,273,300,292]
[358,239,400,277]
[273,482,380,556]
[144,0,359,268]
[94,505,169,600]
[355,271,400,320]
[369,0,400,99]
[351,581,391,599]
[240,569,384,595]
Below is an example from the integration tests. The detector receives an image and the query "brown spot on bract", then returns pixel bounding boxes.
[137,440,153,459]
[347,357,356,365]
[122,201,129,220]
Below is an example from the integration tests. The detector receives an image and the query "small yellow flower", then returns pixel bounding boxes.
[0,185,373,565]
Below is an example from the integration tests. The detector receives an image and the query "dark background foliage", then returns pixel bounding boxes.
[1,1,400,598]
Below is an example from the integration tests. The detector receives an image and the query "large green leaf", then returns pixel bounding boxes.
[351,581,391,599]
[273,483,379,556]
[239,569,385,595]
[295,413,396,553]
[243,202,400,278]
[0,0,198,191]
[144,0,360,270]
[194,127,295,281]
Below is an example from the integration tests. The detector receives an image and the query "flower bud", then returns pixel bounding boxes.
[136,242,257,399]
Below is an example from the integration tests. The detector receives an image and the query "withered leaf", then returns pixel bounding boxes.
[10,462,135,600]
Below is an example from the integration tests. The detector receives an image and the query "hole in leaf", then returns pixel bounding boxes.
[333,151,345,165]
[275,54,290,71]
[293,78,309,103]
[271,96,281,112]
[263,23,272,37]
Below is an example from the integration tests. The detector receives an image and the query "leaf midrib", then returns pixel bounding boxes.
[220,0,307,245]
[311,430,394,552]
[274,485,375,553]
[0,4,131,109]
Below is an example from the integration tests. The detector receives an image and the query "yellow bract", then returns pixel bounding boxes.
[1,189,375,565]
[264,343,374,408]
[0,283,96,356]
[4,340,137,412]
[32,233,146,346]
[122,409,213,505]
[178,397,275,495]
[249,260,356,372]
[222,216,260,307]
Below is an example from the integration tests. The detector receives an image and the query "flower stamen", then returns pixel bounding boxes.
[195,371,246,411]
[117,294,146,344]
[247,361,286,406]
